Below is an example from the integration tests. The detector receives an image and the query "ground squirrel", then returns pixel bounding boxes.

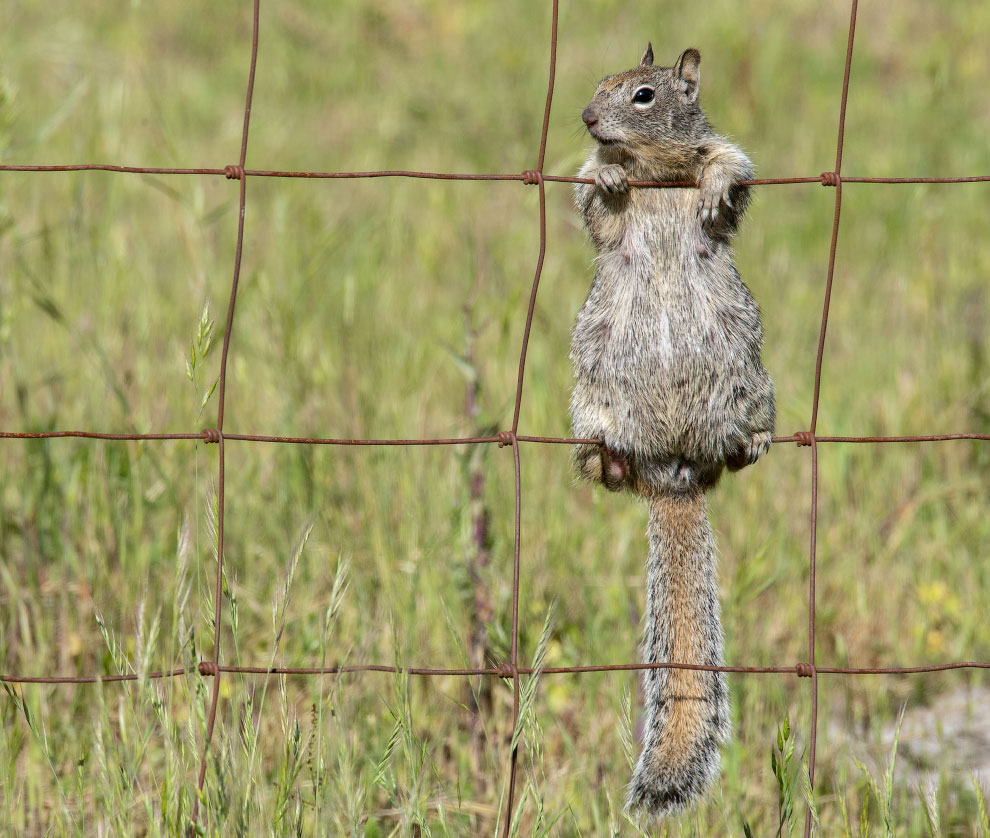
[569,44,775,816]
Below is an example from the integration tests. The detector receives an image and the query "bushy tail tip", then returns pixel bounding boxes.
[626,728,723,818]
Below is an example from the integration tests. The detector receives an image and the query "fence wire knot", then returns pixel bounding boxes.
[521,170,543,185]
[224,164,244,180]
[795,662,815,678]
[496,662,517,679]
[497,431,515,448]
[201,428,222,444]
[794,430,815,447]
[198,661,219,677]
[820,171,841,187]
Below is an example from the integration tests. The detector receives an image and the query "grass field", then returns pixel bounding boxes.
[2,0,989,835]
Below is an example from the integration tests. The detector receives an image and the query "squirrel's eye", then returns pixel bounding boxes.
[632,86,655,105]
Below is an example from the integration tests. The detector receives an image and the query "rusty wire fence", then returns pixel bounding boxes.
[3,0,990,835]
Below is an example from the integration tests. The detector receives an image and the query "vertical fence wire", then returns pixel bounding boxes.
[503,4,559,828]
[803,3,859,834]
[189,0,262,831]
[0,0,988,835]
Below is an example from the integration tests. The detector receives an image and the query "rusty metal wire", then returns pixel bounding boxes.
[2,0,989,834]
[6,165,990,186]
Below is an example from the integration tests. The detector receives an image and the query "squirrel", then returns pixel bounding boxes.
[569,44,775,817]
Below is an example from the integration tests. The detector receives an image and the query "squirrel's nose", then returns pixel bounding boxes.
[582,106,599,127]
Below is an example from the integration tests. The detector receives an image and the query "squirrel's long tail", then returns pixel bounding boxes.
[627,487,730,817]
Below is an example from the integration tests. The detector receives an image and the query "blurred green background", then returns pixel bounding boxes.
[1,0,989,835]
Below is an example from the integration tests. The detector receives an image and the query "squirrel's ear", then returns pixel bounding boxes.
[640,42,654,67]
[673,48,701,103]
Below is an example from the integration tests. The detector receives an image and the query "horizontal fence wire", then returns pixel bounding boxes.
[2,431,989,444]
[4,660,990,686]
[1,0,989,835]
[5,164,990,187]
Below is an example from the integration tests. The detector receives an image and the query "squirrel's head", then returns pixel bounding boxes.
[582,45,707,151]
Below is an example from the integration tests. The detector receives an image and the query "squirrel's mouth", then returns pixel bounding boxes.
[587,125,623,146]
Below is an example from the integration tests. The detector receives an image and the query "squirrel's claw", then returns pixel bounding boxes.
[596,164,629,195]
[746,430,772,465]
[697,174,732,227]
[697,195,718,224]
[726,430,772,471]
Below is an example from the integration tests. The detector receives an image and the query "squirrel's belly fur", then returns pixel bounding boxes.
[570,190,762,475]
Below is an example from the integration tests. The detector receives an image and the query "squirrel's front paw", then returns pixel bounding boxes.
[697,171,732,225]
[595,164,629,195]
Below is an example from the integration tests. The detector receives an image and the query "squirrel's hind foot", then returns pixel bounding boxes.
[574,443,636,493]
[602,447,632,492]
[726,430,772,471]
[573,442,605,485]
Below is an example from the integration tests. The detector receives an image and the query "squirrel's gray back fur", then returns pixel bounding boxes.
[568,45,775,818]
